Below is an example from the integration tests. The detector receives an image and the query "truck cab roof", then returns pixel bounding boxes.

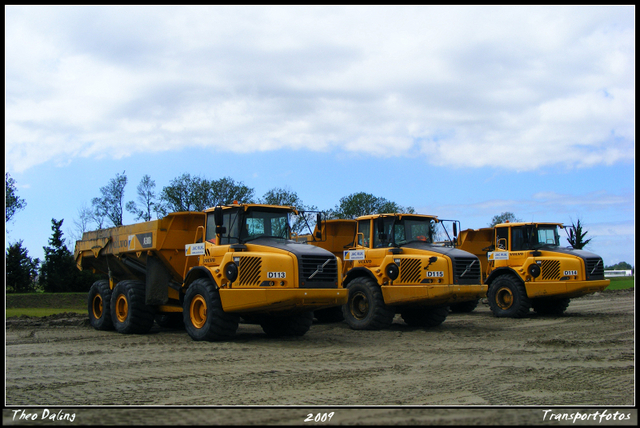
[495,221,564,228]
[356,213,439,222]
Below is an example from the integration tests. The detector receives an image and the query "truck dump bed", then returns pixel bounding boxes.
[74,212,205,304]
[300,219,357,259]
[457,227,495,279]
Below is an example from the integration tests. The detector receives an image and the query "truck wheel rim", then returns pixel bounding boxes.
[190,295,207,329]
[496,287,514,310]
[92,294,103,319]
[115,294,129,323]
[350,291,369,320]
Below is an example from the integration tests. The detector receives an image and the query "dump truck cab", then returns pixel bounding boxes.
[307,213,487,330]
[457,222,610,318]
[187,203,345,310]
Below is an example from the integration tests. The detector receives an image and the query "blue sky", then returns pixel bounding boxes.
[5,5,635,267]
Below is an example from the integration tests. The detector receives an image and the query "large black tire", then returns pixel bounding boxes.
[401,305,449,327]
[88,280,114,331]
[259,311,314,337]
[487,275,531,318]
[313,306,345,323]
[155,313,185,329]
[342,276,395,330]
[110,280,155,334]
[183,278,239,341]
[449,299,479,313]
[532,298,570,315]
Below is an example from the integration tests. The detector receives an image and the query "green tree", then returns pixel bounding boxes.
[6,172,26,223]
[210,176,255,207]
[39,219,93,292]
[92,171,128,227]
[261,187,308,207]
[158,173,195,213]
[329,192,414,219]
[126,174,158,222]
[605,261,633,270]
[159,174,255,214]
[489,212,521,227]
[6,241,40,293]
[565,218,592,250]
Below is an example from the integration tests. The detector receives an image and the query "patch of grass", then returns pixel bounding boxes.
[6,292,87,318]
[606,276,635,290]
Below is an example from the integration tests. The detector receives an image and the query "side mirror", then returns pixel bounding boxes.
[214,206,226,235]
[377,217,388,242]
[453,222,458,238]
[497,238,507,250]
[315,213,323,239]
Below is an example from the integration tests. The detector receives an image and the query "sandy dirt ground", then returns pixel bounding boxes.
[4,289,636,425]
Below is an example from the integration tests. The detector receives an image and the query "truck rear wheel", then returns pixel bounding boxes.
[88,280,114,331]
[110,280,155,334]
[401,305,449,327]
[487,275,530,318]
[184,278,239,341]
[259,311,314,337]
[532,298,570,315]
[342,276,394,330]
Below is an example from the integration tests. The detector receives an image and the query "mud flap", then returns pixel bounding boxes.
[145,255,170,305]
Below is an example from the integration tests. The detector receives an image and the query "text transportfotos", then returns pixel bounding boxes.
[542,409,631,423]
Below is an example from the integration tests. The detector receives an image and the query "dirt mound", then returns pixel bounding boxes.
[6,312,89,327]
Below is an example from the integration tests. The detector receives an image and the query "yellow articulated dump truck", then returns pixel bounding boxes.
[74,203,347,341]
[302,213,487,330]
[457,222,610,318]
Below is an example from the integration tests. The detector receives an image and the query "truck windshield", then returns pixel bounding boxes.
[511,225,560,251]
[206,208,291,244]
[535,225,560,248]
[373,216,435,247]
[241,209,290,242]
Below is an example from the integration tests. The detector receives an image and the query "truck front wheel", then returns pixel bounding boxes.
[110,280,155,334]
[487,275,531,318]
[88,280,114,331]
[342,277,394,330]
[183,278,239,341]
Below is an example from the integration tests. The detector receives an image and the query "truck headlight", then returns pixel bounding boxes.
[528,263,541,278]
[385,263,400,280]
[224,262,238,282]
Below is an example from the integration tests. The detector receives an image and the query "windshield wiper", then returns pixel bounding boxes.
[243,235,286,243]
[397,239,430,246]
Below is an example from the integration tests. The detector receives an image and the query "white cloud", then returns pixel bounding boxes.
[5,5,635,173]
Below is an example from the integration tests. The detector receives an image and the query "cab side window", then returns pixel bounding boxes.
[220,212,240,245]
[496,227,509,250]
[357,220,370,248]
[511,227,524,251]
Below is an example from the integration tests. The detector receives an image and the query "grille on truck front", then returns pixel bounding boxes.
[585,257,605,280]
[238,256,262,286]
[300,255,339,288]
[540,260,561,280]
[399,258,422,283]
[453,256,482,284]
